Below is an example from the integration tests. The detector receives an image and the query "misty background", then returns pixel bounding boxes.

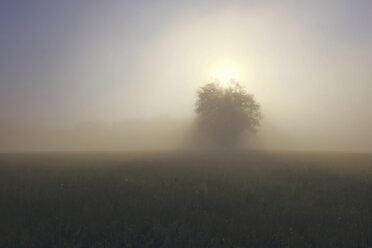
[0,0,371,152]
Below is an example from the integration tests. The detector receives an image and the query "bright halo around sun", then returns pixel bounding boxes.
[212,64,240,87]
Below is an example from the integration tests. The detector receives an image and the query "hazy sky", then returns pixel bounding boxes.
[0,0,371,141]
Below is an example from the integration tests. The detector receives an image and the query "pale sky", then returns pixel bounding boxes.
[0,0,371,151]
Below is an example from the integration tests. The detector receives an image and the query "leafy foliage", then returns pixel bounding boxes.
[195,82,262,146]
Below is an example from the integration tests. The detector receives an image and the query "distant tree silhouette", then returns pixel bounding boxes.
[195,81,262,147]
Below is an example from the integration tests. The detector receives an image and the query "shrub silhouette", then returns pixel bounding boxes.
[195,81,262,147]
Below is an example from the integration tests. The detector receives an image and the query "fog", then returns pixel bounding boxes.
[0,0,371,152]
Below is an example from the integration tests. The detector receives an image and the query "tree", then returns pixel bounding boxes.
[195,81,262,147]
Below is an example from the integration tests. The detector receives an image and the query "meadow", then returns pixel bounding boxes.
[0,151,371,247]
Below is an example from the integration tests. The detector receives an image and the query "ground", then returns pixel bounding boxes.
[0,151,371,247]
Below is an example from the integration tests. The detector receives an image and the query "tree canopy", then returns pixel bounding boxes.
[195,82,262,147]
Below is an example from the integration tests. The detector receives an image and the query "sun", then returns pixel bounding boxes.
[212,64,240,86]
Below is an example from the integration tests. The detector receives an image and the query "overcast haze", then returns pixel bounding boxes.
[0,0,371,152]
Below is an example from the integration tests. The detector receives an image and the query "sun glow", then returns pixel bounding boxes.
[211,64,240,86]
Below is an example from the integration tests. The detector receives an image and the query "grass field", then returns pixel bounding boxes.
[0,151,371,247]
